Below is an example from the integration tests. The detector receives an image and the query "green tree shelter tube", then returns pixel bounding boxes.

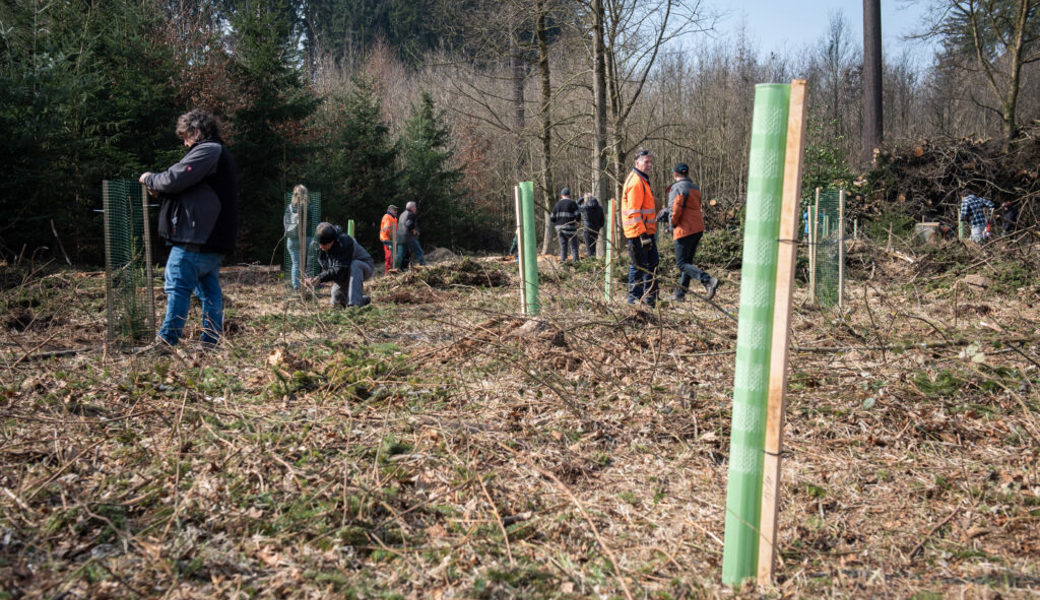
[722,83,790,585]
[519,181,541,315]
[347,219,355,237]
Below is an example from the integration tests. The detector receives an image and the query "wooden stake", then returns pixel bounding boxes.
[298,194,308,283]
[757,79,807,585]
[887,222,893,252]
[140,185,155,336]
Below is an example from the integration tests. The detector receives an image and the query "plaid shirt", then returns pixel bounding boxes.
[960,195,994,229]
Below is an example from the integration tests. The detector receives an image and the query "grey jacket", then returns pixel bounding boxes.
[397,209,418,243]
[146,140,237,253]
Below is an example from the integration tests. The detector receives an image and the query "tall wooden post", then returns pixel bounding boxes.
[141,184,155,334]
[298,196,308,281]
[757,78,808,585]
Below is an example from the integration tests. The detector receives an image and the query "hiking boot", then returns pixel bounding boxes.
[671,290,686,303]
[360,296,371,307]
[703,277,721,301]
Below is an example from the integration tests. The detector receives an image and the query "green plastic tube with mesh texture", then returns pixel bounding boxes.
[519,181,541,315]
[722,83,790,585]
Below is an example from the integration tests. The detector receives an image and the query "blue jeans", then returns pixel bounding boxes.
[396,239,425,270]
[627,237,659,305]
[160,245,224,346]
[286,236,312,289]
[330,259,374,307]
[674,232,711,297]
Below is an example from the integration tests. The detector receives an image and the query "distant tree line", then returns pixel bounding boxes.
[1,0,1037,265]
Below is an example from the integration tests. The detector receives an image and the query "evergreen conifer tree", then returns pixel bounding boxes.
[227,1,319,260]
[399,92,466,249]
[310,75,399,245]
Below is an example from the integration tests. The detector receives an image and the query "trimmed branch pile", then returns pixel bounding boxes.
[862,123,1040,227]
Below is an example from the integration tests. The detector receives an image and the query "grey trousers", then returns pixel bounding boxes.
[330,259,374,306]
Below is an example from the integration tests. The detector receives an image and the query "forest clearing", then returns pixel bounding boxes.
[2,234,1039,599]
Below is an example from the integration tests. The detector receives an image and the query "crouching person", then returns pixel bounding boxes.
[305,222,374,308]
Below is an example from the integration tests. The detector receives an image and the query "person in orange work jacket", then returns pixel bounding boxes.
[621,149,659,306]
[667,163,720,301]
[379,205,398,274]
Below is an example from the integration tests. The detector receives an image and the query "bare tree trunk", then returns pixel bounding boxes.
[511,33,527,180]
[592,0,609,257]
[592,0,608,201]
[862,0,883,166]
[1000,0,1031,141]
[536,0,554,254]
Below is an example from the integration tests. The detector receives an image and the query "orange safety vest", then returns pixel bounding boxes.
[621,169,657,238]
[380,213,398,242]
[670,179,704,239]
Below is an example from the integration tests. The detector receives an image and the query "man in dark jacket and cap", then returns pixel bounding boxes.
[550,186,581,261]
[667,163,719,301]
[140,108,237,349]
[305,222,375,307]
[579,193,605,258]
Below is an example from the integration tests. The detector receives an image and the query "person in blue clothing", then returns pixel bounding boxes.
[284,184,311,290]
[959,189,994,243]
[139,109,237,349]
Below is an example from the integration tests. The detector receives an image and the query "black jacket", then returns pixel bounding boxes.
[550,197,580,233]
[581,198,605,231]
[148,140,238,254]
[317,227,374,283]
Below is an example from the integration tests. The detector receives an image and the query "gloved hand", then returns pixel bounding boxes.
[639,234,652,248]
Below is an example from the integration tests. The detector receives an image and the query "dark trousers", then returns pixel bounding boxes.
[557,230,579,261]
[584,228,600,257]
[627,236,659,305]
[396,239,425,270]
[674,232,711,297]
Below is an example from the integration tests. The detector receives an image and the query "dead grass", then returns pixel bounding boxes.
[1,238,1039,599]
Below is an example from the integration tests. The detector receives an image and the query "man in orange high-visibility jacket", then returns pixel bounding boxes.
[621,149,659,306]
[667,163,720,301]
[379,205,398,274]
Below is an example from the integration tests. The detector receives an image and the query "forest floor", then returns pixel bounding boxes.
[2,233,1039,599]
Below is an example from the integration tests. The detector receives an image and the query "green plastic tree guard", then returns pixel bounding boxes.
[722,83,790,585]
[347,219,355,237]
[519,181,541,315]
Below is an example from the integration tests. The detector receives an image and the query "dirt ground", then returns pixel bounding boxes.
[2,237,1039,599]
